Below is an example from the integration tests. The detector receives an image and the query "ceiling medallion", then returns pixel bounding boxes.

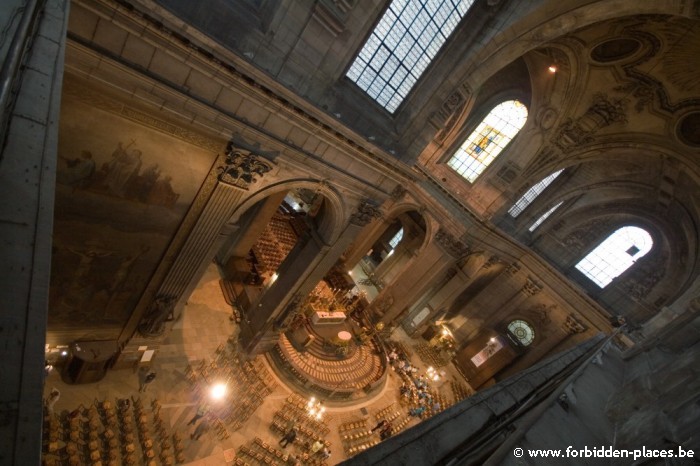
[590,38,642,64]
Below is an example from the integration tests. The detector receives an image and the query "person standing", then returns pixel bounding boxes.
[191,418,210,440]
[139,371,156,392]
[311,439,324,454]
[279,426,297,448]
[46,388,60,413]
[379,422,393,440]
[371,419,389,433]
[187,403,209,426]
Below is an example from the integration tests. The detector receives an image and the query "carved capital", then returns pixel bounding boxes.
[564,313,587,335]
[522,277,543,296]
[218,140,273,189]
[506,262,521,276]
[435,228,470,258]
[350,200,383,226]
[482,255,501,270]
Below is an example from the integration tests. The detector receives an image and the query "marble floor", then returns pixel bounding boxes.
[43,262,469,465]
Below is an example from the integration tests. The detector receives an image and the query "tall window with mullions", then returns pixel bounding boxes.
[346,0,475,113]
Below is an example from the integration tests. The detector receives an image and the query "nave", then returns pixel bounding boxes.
[41,263,472,466]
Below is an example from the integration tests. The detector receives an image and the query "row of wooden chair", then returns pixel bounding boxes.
[338,419,367,433]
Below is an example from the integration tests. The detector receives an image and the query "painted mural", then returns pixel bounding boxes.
[50,77,217,339]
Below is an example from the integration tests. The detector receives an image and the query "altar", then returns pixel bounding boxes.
[311,310,346,325]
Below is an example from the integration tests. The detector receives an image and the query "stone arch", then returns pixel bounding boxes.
[383,202,433,255]
[225,179,348,246]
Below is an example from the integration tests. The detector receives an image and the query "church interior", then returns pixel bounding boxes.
[1,0,699,465]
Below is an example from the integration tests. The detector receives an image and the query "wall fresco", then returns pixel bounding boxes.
[49,79,217,338]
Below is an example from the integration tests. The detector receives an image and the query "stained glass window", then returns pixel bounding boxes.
[528,201,563,232]
[346,0,475,113]
[507,320,535,346]
[509,169,564,217]
[447,100,528,182]
[575,226,653,288]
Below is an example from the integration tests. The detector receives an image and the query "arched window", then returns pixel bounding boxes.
[575,226,653,288]
[447,100,528,182]
[508,169,564,217]
[507,319,535,346]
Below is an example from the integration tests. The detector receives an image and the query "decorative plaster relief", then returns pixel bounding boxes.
[432,87,470,142]
[621,253,668,300]
[553,93,628,153]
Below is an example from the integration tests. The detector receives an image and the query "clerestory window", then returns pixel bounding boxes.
[528,201,563,232]
[575,226,653,288]
[509,169,564,217]
[447,100,528,182]
[346,0,475,113]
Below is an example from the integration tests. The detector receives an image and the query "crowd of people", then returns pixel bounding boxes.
[387,347,442,420]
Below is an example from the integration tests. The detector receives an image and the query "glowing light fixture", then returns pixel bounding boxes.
[306,396,325,419]
[210,382,227,400]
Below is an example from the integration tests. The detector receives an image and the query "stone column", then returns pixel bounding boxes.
[373,242,411,284]
[217,190,287,264]
[120,142,275,343]
[377,228,467,325]
[242,200,383,354]
[342,218,392,267]
[425,254,499,322]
